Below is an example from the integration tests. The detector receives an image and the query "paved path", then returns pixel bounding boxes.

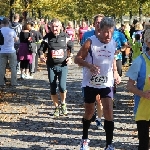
[0,43,139,150]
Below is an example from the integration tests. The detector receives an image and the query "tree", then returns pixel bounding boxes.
[0,0,149,21]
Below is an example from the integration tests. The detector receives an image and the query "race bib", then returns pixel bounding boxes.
[51,49,64,58]
[89,74,108,86]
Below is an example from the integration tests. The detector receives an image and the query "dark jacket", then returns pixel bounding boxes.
[30,30,43,43]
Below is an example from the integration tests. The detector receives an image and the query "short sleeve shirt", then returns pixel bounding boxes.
[0,27,17,53]
[126,56,142,81]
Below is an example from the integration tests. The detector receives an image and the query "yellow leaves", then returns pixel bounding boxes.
[0,0,149,20]
[122,66,129,72]
[128,99,134,106]
[0,90,16,100]
[0,105,28,122]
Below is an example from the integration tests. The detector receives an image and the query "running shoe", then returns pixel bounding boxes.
[95,119,104,130]
[80,139,90,150]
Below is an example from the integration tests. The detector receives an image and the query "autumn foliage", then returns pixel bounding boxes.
[0,0,150,21]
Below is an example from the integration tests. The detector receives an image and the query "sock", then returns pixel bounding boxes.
[96,118,101,122]
[82,118,91,139]
[104,120,114,147]
[61,101,66,104]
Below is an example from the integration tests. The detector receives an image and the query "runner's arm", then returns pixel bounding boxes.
[39,40,48,56]
[14,37,19,42]
[125,56,148,98]
[74,39,91,68]
[120,32,129,51]
[67,40,74,57]
[112,58,118,72]
[127,79,144,97]
[127,79,150,99]
[38,31,43,40]
[78,29,80,42]
[80,32,86,46]
[65,33,74,56]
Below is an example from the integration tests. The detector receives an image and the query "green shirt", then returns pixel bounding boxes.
[129,39,142,60]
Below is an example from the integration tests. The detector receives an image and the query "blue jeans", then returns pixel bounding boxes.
[0,52,17,85]
[48,65,68,95]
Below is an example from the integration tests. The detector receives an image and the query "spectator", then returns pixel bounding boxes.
[17,23,33,79]
[11,13,22,75]
[0,17,18,86]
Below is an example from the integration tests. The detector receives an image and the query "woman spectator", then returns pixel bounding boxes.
[33,21,43,73]
[17,23,33,79]
[29,21,38,76]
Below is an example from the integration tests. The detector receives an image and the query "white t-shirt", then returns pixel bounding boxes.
[0,27,17,53]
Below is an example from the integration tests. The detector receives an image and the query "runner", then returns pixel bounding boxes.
[40,18,74,117]
[74,17,121,150]
[113,27,128,106]
[81,14,104,130]
[79,21,88,45]
[66,21,75,42]
[126,29,150,150]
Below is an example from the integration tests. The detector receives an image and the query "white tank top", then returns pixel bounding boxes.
[82,35,116,89]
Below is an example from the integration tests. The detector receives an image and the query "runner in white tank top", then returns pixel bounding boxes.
[82,35,116,88]
[74,17,121,150]
[81,14,105,130]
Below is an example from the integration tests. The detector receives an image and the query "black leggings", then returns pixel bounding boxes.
[20,60,30,69]
[136,120,150,150]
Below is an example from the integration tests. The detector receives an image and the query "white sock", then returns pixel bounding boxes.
[61,101,66,104]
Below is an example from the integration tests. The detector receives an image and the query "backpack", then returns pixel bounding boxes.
[0,30,4,45]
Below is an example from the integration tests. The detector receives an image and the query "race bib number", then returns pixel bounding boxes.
[89,75,108,86]
[51,49,64,58]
